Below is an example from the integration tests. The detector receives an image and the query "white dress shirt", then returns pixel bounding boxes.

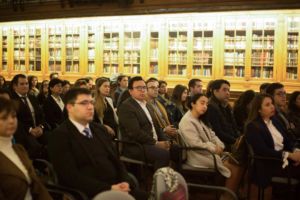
[51,95,64,111]
[69,118,91,137]
[264,120,284,151]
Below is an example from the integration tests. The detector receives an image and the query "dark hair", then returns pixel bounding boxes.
[188,78,201,89]
[146,77,158,85]
[62,80,70,87]
[64,88,91,105]
[85,77,93,82]
[39,80,49,95]
[246,94,274,126]
[259,83,271,93]
[158,80,167,87]
[0,97,17,117]
[117,89,131,109]
[50,72,59,80]
[265,82,284,96]
[10,74,27,91]
[188,93,206,109]
[211,79,230,91]
[48,78,63,95]
[28,75,38,90]
[74,79,88,88]
[288,91,300,112]
[128,76,144,90]
[117,75,128,86]
[206,80,214,98]
[234,90,256,111]
[0,75,6,88]
[0,88,10,98]
[171,84,188,106]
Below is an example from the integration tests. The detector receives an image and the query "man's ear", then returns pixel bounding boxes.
[66,104,73,113]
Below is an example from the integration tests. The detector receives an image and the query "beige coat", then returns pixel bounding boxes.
[179,111,231,178]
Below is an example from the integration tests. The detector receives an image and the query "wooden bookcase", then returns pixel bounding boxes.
[0,10,300,92]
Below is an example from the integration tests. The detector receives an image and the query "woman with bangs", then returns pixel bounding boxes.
[0,98,52,200]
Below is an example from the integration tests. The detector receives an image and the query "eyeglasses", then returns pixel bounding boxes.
[148,86,159,90]
[73,100,95,106]
[133,86,147,91]
[275,92,286,97]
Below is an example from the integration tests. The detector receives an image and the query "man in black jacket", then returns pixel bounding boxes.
[118,76,170,170]
[11,74,47,159]
[207,79,240,150]
[48,87,147,199]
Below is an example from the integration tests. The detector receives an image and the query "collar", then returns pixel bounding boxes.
[69,118,90,135]
[16,92,27,98]
[133,97,147,106]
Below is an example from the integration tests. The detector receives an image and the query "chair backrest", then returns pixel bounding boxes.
[152,167,188,200]
[92,191,135,200]
[33,159,58,184]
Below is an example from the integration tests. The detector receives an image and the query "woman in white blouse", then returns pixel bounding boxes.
[179,93,243,199]
[0,97,52,200]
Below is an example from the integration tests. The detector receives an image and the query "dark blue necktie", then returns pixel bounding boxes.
[83,127,93,138]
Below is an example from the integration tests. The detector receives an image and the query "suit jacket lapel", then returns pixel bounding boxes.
[130,98,152,125]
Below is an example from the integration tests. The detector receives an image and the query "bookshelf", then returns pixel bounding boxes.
[192,21,214,77]
[28,25,42,71]
[1,26,8,71]
[65,25,80,72]
[149,28,159,75]
[223,18,247,78]
[87,25,96,73]
[251,18,276,79]
[103,24,120,74]
[168,21,188,76]
[13,26,26,71]
[48,25,62,72]
[286,17,300,80]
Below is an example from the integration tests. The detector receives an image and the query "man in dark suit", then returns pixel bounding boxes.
[48,88,147,199]
[118,76,170,170]
[11,74,48,159]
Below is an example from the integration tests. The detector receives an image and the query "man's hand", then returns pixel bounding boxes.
[104,125,115,136]
[111,182,130,192]
[156,141,170,150]
[164,125,177,137]
[30,127,43,137]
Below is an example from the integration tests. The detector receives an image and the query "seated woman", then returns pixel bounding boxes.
[287,91,300,140]
[179,94,244,199]
[94,77,118,137]
[0,97,52,200]
[245,94,300,200]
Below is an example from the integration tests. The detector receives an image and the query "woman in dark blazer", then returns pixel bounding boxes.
[245,94,300,200]
[0,97,52,200]
[43,78,64,130]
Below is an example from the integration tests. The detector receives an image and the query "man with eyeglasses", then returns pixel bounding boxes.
[146,77,177,139]
[118,76,170,170]
[266,82,297,144]
[48,88,148,200]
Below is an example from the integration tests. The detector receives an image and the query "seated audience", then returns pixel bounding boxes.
[245,94,300,200]
[37,80,49,107]
[118,76,170,170]
[157,80,170,105]
[43,78,65,130]
[0,97,52,200]
[233,90,256,132]
[287,91,300,139]
[28,75,39,97]
[179,94,244,200]
[85,76,94,91]
[113,75,128,106]
[48,88,148,199]
[11,74,48,159]
[187,78,203,105]
[169,84,188,128]
[116,89,130,109]
[49,72,59,80]
[207,79,240,150]
[259,82,271,94]
[61,80,71,99]
[205,80,214,98]
[94,77,118,137]
[74,79,88,89]
[146,78,177,139]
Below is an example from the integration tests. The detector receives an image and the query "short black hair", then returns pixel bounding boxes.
[49,78,63,88]
[288,91,300,112]
[158,80,167,87]
[62,80,70,87]
[146,77,158,85]
[259,83,271,92]
[64,88,91,105]
[210,79,230,91]
[265,82,284,96]
[117,75,128,84]
[188,78,201,89]
[128,76,144,90]
[50,72,59,79]
[11,74,26,87]
[188,93,206,109]
[74,79,88,88]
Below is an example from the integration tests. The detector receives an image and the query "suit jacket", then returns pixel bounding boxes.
[43,96,64,130]
[245,117,293,187]
[48,119,132,198]
[207,96,240,147]
[179,111,231,178]
[117,97,167,157]
[0,144,52,200]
